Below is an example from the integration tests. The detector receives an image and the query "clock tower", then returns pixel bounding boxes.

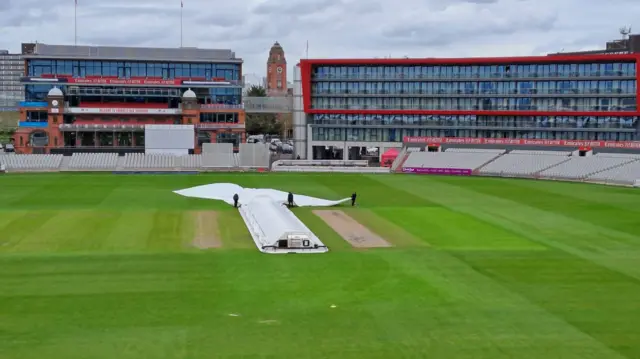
[266,41,287,96]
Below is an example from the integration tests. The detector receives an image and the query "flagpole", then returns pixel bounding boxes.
[305,40,309,59]
[74,0,78,46]
[180,1,183,47]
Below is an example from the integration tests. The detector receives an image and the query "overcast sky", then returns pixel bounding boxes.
[1,0,638,78]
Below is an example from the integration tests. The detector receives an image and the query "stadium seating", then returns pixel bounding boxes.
[121,153,178,169]
[538,154,636,180]
[588,160,640,185]
[67,153,119,170]
[0,154,63,171]
[478,153,571,177]
[178,154,202,170]
[403,151,500,170]
[3,149,640,187]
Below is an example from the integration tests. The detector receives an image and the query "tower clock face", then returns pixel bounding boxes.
[277,67,283,73]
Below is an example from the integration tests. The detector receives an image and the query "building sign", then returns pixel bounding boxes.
[70,78,179,86]
[403,136,640,149]
[20,76,236,87]
[67,107,181,115]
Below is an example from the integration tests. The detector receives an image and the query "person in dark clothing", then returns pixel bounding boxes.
[233,193,239,208]
[287,192,294,207]
[351,192,357,206]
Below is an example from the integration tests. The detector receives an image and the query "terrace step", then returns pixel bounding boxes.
[473,153,505,174]
[533,157,574,177]
[59,156,72,171]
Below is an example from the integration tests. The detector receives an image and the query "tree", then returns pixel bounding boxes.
[246,85,267,97]
[245,113,280,135]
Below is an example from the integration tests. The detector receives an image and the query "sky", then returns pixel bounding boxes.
[1,0,638,78]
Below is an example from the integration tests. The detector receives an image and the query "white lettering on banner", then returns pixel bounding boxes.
[68,108,181,115]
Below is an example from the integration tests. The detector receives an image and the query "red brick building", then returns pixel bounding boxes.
[14,43,247,154]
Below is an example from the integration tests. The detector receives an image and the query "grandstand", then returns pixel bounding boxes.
[589,159,640,185]
[121,153,179,170]
[402,150,503,171]
[0,154,63,172]
[538,154,637,180]
[478,151,572,177]
[2,146,640,187]
[65,153,119,171]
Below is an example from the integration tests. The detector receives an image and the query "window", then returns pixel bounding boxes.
[26,111,48,122]
[199,112,238,123]
[277,80,282,88]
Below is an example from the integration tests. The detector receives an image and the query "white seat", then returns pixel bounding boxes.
[403,152,498,170]
[539,154,635,180]
[479,153,570,176]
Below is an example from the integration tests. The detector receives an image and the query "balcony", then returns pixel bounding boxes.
[308,104,638,112]
[68,86,181,97]
[65,107,181,115]
[58,123,146,132]
[311,71,637,82]
[311,88,636,97]
[200,103,245,110]
[195,123,245,130]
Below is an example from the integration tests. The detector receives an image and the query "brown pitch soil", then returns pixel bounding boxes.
[191,211,222,249]
[313,210,392,248]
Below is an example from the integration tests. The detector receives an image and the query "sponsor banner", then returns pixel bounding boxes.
[69,78,179,86]
[403,136,640,149]
[68,107,181,115]
[21,77,238,87]
[402,167,472,175]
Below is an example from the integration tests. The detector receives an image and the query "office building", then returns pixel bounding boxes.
[295,54,639,159]
[14,43,245,154]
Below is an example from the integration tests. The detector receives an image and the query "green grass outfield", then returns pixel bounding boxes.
[1,173,640,359]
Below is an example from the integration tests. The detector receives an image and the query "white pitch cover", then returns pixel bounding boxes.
[145,124,194,152]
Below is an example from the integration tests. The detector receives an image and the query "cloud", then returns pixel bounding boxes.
[0,0,638,77]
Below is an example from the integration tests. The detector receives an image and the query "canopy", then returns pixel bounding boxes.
[381,148,400,167]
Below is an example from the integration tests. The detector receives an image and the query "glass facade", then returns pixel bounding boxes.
[312,125,638,142]
[312,63,636,80]
[27,59,241,81]
[311,63,637,112]
[311,114,637,129]
[200,112,239,123]
[311,114,638,141]
[311,95,636,112]
[309,62,640,141]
